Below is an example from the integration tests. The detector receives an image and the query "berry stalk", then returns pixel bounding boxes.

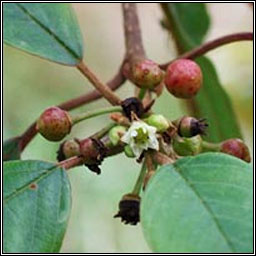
[132,157,148,195]
[71,106,122,125]
[201,141,221,152]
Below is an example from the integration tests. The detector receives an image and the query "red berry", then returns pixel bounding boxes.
[165,59,202,98]
[131,59,164,89]
[220,139,251,163]
[36,106,72,141]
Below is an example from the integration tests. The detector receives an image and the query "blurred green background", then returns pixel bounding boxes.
[3,3,253,253]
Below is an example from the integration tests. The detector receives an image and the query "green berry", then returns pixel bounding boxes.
[220,139,251,163]
[146,114,169,132]
[57,139,80,161]
[131,59,164,89]
[124,145,136,158]
[108,126,127,146]
[173,135,202,156]
[36,106,72,141]
[165,59,202,99]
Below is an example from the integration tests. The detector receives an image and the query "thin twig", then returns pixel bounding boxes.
[160,32,253,69]
[77,61,122,106]
[59,64,126,110]
[58,156,84,170]
[153,151,174,165]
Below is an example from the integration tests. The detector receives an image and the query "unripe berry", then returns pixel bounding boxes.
[173,135,202,156]
[108,125,127,146]
[131,59,164,89]
[176,116,208,137]
[220,139,251,163]
[79,138,106,163]
[165,59,202,99]
[36,107,72,141]
[146,114,169,132]
[57,139,80,161]
[124,145,136,158]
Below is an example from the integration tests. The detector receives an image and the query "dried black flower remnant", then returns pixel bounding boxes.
[114,194,140,225]
[121,97,144,120]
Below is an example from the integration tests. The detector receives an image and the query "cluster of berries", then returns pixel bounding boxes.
[35,58,250,225]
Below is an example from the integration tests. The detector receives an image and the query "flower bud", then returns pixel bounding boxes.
[146,114,169,132]
[36,106,72,141]
[220,139,251,163]
[108,126,127,146]
[173,135,202,156]
[114,193,140,225]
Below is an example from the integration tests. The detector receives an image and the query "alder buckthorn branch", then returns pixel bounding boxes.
[18,61,126,152]
[160,32,253,69]
[77,61,122,106]
[122,3,164,95]
[122,3,145,60]
[153,151,175,165]
[58,156,84,170]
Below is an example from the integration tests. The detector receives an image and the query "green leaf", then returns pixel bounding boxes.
[162,3,210,50]
[4,160,71,253]
[3,137,21,161]
[141,153,253,253]
[162,3,242,142]
[192,57,242,141]
[3,3,83,65]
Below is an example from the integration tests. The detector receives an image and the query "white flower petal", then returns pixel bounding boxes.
[131,144,144,157]
[121,120,159,156]
[121,132,131,144]
[149,138,159,150]
[130,130,138,137]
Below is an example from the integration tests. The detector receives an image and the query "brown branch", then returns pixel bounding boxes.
[122,3,145,60]
[153,151,174,165]
[58,136,124,171]
[160,32,253,69]
[59,65,125,110]
[77,61,122,106]
[58,156,84,170]
[19,63,126,152]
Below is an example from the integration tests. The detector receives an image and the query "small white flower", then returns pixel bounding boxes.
[121,121,159,157]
